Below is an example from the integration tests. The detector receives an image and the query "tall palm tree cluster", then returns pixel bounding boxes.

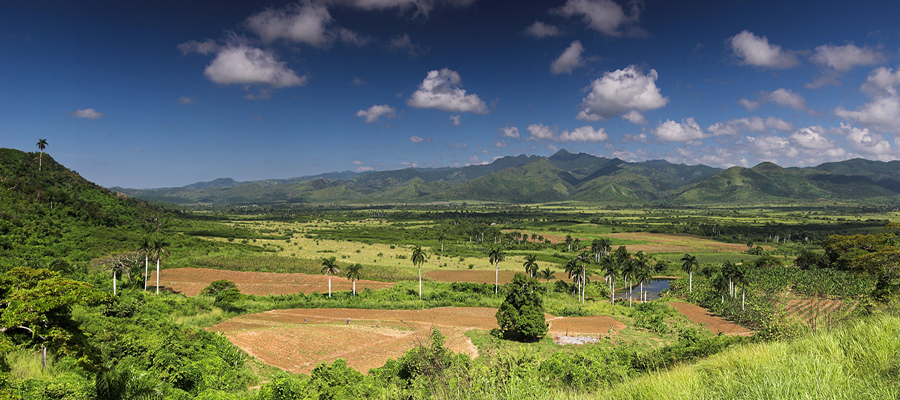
[702,261,749,310]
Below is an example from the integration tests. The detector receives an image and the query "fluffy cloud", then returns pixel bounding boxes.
[493,140,508,148]
[356,104,397,123]
[653,118,705,142]
[389,33,429,57]
[621,110,647,125]
[833,123,893,156]
[526,124,608,142]
[559,126,608,142]
[811,44,884,72]
[499,126,520,138]
[409,135,426,143]
[707,116,793,136]
[319,0,477,18]
[524,21,561,38]
[554,0,646,38]
[835,66,900,133]
[71,108,104,119]
[834,95,900,133]
[204,44,308,88]
[352,160,363,165]
[576,65,668,121]
[789,126,835,150]
[407,68,489,114]
[177,96,197,105]
[177,39,217,55]
[551,40,585,75]
[449,115,461,126]
[356,166,375,172]
[739,89,811,113]
[245,2,334,47]
[746,135,798,159]
[729,30,799,69]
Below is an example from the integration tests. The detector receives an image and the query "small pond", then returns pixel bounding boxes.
[614,278,674,301]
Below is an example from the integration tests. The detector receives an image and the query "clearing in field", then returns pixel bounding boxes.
[667,302,752,336]
[210,307,625,374]
[151,268,395,296]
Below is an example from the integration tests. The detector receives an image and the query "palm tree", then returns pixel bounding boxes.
[539,267,554,294]
[600,255,617,304]
[681,253,698,293]
[722,261,738,298]
[36,139,48,171]
[149,238,169,295]
[732,263,749,310]
[411,246,426,298]
[489,247,505,294]
[346,263,363,296]
[439,231,446,252]
[710,270,729,304]
[577,251,592,303]
[565,234,573,251]
[634,260,653,302]
[321,256,340,298]
[564,258,579,299]
[523,254,539,278]
[138,237,152,291]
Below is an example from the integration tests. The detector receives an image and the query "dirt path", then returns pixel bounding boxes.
[667,302,752,336]
[210,307,624,374]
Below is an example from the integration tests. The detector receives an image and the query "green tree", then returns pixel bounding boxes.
[36,138,48,171]
[564,258,579,299]
[149,238,169,295]
[634,257,653,303]
[201,279,241,304]
[495,273,547,342]
[346,263,363,296]
[522,254,538,278]
[565,235,573,252]
[0,268,109,370]
[320,256,340,298]
[489,247,505,294]
[681,253,698,293]
[411,246,426,298]
[137,237,152,291]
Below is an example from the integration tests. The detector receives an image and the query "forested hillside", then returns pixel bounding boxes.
[114,149,900,206]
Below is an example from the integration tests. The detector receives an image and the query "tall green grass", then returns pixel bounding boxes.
[590,313,900,399]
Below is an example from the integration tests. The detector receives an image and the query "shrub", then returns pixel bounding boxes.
[495,273,548,342]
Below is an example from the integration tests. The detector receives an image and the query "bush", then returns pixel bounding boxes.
[495,273,548,342]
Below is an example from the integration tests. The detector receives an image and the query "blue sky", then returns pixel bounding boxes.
[3,0,900,188]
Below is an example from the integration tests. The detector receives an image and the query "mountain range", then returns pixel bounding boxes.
[111,149,900,205]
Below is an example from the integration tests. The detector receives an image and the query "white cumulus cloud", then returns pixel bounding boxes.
[356,104,397,123]
[653,118,705,142]
[835,95,900,133]
[524,21,561,38]
[177,39,218,55]
[449,115,461,126]
[245,2,334,47]
[811,44,884,72]
[71,108,104,120]
[576,65,668,121]
[554,0,646,38]
[499,126,520,138]
[177,96,197,105]
[389,33,429,57]
[551,40,586,75]
[739,89,812,113]
[204,44,308,88]
[407,68,489,114]
[834,123,893,156]
[729,30,799,69]
[526,124,607,142]
[790,126,835,150]
[621,110,647,125]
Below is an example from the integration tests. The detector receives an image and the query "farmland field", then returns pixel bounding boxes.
[151,267,395,296]
[209,307,625,373]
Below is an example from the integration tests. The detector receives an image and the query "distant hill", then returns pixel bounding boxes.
[111,149,900,205]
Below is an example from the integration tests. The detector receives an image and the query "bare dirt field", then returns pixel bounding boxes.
[785,298,856,328]
[667,302,752,336]
[210,307,625,374]
[604,232,751,254]
[151,268,394,297]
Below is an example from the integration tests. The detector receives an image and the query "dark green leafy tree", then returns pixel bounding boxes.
[411,246,426,298]
[201,279,242,304]
[495,273,547,342]
[346,263,363,296]
[0,267,109,370]
[321,256,340,298]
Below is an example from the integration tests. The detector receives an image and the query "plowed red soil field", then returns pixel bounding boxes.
[668,302,752,336]
[150,268,394,296]
[209,307,625,374]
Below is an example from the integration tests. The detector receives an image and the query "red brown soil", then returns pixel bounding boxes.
[209,307,624,374]
[425,270,570,284]
[668,302,752,336]
[150,268,394,297]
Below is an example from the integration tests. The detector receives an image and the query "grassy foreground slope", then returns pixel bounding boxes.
[592,313,900,400]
